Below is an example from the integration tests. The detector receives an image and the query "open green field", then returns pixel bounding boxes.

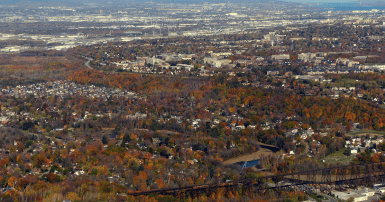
[348,130,385,137]
[308,193,328,202]
[332,78,360,87]
[319,148,355,165]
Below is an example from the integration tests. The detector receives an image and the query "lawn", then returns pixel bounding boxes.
[308,193,328,202]
[348,130,385,137]
[319,148,355,165]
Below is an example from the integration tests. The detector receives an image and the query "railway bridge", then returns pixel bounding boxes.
[127,161,385,199]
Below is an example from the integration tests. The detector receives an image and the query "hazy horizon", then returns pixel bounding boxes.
[286,0,383,4]
[0,0,382,6]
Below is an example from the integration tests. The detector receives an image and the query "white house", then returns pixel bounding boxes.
[235,125,246,131]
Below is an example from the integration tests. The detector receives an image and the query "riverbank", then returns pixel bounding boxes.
[223,147,275,165]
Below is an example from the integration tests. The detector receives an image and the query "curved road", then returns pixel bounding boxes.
[319,193,337,202]
[84,57,93,69]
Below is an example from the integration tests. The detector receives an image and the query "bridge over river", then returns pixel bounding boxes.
[127,161,385,199]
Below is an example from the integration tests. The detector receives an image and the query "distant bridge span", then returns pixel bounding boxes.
[127,161,385,198]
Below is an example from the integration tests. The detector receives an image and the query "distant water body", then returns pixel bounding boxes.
[316,3,385,11]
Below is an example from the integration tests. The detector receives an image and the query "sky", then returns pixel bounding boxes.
[290,0,352,2]
[302,0,350,1]
[290,0,375,3]
[0,0,375,5]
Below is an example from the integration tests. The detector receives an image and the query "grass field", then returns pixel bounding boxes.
[308,193,328,202]
[319,148,355,165]
[348,130,385,137]
[223,147,274,165]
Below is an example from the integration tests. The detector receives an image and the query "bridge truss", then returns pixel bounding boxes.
[127,161,385,199]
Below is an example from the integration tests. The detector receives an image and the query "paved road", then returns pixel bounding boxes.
[305,195,317,202]
[84,57,93,69]
[318,193,337,202]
